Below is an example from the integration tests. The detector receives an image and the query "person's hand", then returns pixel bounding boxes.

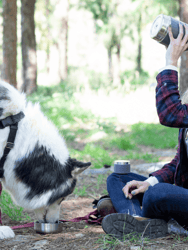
[165,23,188,67]
[122,180,150,199]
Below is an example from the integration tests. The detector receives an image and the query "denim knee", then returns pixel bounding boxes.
[143,183,169,203]
[142,183,169,218]
[107,172,119,183]
[107,173,120,190]
[107,173,130,187]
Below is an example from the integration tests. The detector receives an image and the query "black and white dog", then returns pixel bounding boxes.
[0,80,91,239]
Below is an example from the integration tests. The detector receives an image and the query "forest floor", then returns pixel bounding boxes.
[2,147,188,250]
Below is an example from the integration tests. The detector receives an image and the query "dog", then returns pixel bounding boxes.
[0,80,91,239]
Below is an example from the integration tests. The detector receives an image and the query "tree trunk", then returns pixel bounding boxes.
[179,0,188,95]
[136,12,142,74]
[45,0,50,75]
[21,0,37,94]
[113,0,121,86]
[58,0,69,81]
[113,43,121,86]
[2,0,17,88]
[108,47,113,81]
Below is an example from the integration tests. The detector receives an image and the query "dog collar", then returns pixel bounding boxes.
[0,112,25,178]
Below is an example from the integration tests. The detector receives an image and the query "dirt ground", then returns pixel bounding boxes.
[1,149,188,250]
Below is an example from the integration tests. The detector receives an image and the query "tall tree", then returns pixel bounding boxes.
[79,0,130,85]
[2,0,17,88]
[57,0,69,81]
[45,0,51,75]
[179,0,188,95]
[21,0,37,94]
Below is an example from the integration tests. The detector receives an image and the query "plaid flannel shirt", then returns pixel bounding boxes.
[149,69,188,188]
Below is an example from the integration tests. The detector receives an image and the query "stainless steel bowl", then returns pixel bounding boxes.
[34,221,63,234]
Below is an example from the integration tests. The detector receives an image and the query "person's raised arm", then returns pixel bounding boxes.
[156,23,188,128]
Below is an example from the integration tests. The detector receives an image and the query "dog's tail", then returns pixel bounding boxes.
[0,226,15,240]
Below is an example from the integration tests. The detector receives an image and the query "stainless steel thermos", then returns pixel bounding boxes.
[114,160,130,174]
[150,14,188,50]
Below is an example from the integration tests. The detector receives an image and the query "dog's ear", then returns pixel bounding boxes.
[70,158,91,177]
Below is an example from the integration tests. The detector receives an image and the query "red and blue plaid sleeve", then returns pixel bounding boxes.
[149,142,179,184]
[156,70,188,128]
[149,127,182,184]
[148,69,186,183]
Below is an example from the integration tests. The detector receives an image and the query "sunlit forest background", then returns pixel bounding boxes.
[0,0,185,168]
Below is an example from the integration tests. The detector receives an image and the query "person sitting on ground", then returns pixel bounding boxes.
[102,23,188,239]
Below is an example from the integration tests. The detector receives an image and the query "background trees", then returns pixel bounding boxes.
[2,0,17,88]
[21,0,37,94]
[0,0,188,94]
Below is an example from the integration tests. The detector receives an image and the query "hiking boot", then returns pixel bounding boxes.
[97,197,117,217]
[102,213,168,239]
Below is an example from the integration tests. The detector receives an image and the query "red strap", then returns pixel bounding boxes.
[10,210,102,230]
[11,222,34,229]
[60,209,102,225]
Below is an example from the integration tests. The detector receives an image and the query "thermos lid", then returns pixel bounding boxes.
[150,14,171,42]
[114,160,130,165]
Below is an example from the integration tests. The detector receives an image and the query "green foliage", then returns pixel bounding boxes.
[29,85,178,173]
[95,231,150,249]
[110,134,135,150]
[78,0,113,30]
[153,0,179,16]
[73,184,91,196]
[132,0,178,24]
[121,70,150,86]
[131,123,178,149]
[0,190,30,221]
[79,144,115,169]
[28,83,93,131]
[95,174,105,190]
[88,70,110,91]
[126,151,159,163]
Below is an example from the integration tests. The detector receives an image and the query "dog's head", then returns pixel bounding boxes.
[70,158,91,178]
[0,81,26,119]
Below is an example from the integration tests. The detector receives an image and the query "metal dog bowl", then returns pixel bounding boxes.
[34,221,63,234]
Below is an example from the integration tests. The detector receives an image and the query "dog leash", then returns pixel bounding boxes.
[10,210,102,230]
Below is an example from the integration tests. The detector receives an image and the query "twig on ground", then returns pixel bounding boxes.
[140,221,150,248]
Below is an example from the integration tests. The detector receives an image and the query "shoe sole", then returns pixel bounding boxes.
[102,213,168,239]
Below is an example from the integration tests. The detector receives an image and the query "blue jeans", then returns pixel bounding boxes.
[107,172,188,227]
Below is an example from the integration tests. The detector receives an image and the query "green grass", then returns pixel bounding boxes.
[73,184,92,197]
[95,232,150,250]
[130,123,178,149]
[109,134,135,150]
[78,144,115,169]
[0,190,31,221]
